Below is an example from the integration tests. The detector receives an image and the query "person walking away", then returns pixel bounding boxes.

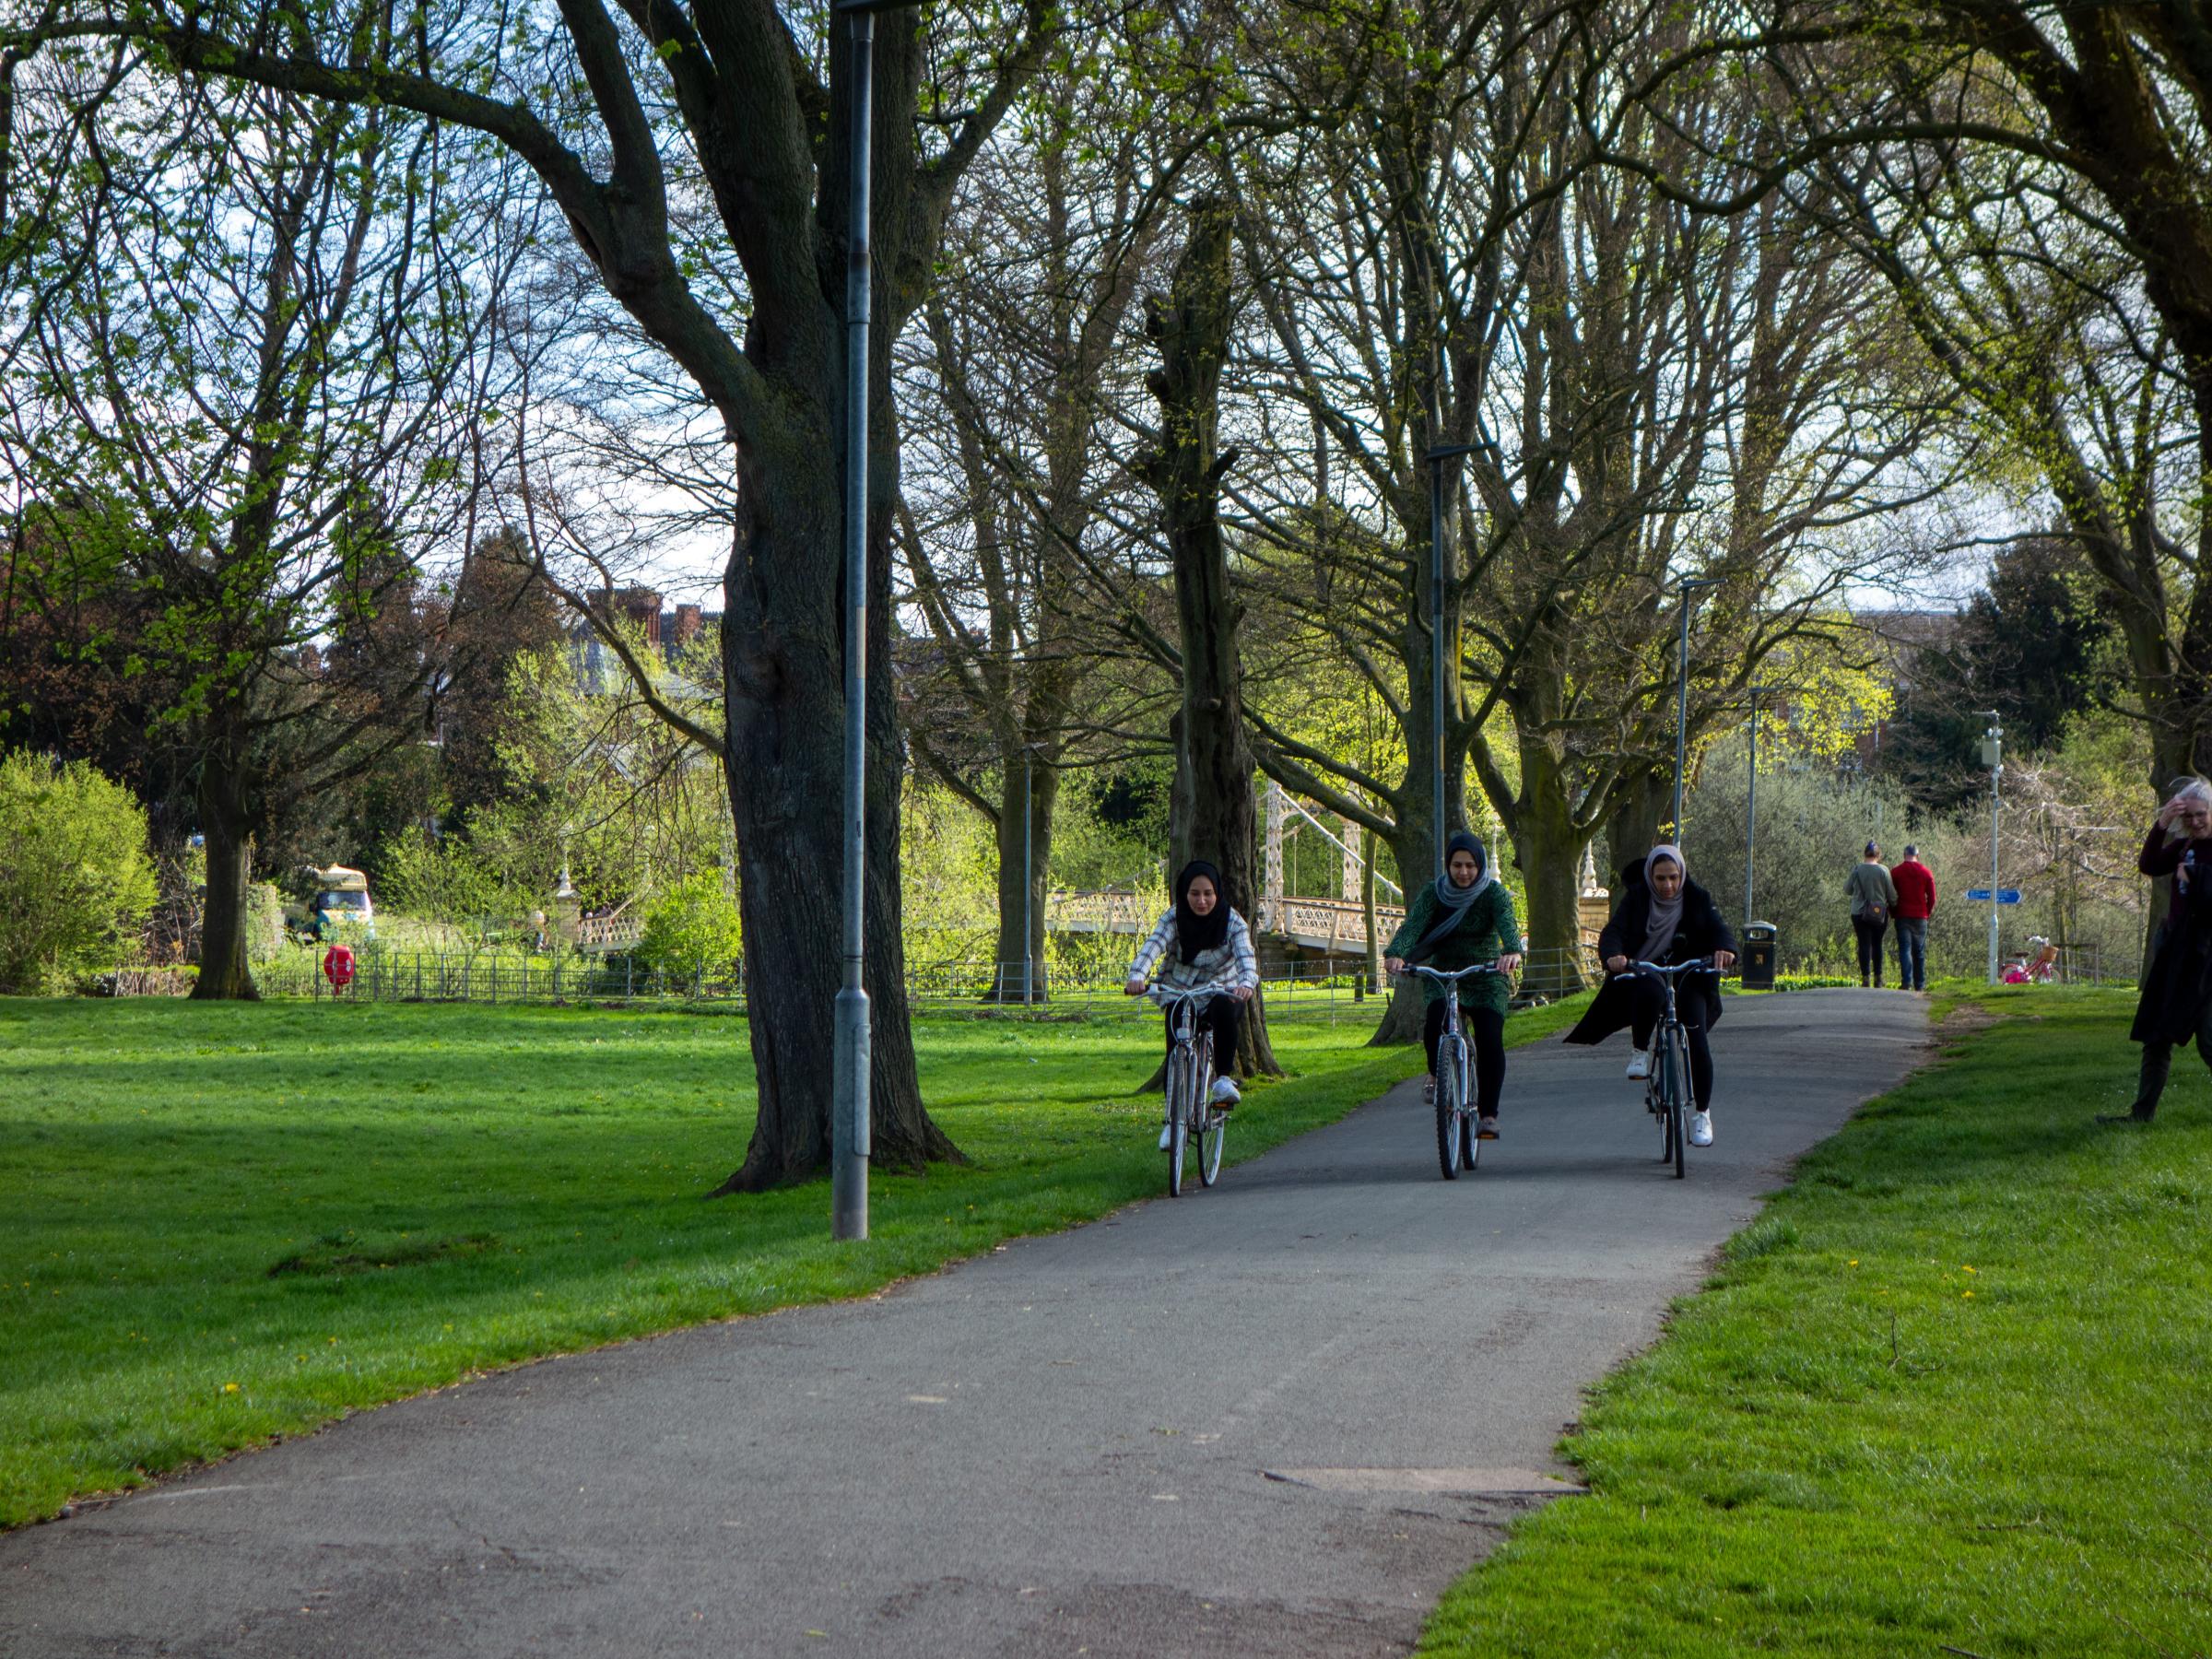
[1847,843,1900,987]
[2111,780,2212,1124]
[1564,846,1737,1147]
[1889,843,1936,991]
[1382,831,1524,1139]
[1125,859,1261,1148]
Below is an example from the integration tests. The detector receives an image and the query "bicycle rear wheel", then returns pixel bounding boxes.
[1436,1035,1465,1181]
[1661,1026,1687,1180]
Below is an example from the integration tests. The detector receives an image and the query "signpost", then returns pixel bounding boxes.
[1966,888,2022,904]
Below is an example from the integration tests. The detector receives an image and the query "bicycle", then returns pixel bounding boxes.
[1401,963,1507,1181]
[1152,987,1229,1196]
[1614,959,1713,1181]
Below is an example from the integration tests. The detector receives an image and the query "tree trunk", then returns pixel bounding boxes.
[191,759,259,1002]
[989,759,1056,1002]
[714,401,955,1192]
[1370,818,1434,1043]
[1512,744,1595,999]
[1603,770,1669,877]
[1144,198,1278,1079]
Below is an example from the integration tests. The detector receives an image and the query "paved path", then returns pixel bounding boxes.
[3,990,1928,1658]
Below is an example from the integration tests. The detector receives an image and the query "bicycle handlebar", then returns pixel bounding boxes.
[1395,961,1509,984]
[1611,958,1716,981]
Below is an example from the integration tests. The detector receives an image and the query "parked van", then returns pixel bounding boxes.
[287,865,376,940]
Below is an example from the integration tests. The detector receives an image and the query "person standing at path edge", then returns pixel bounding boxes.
[1889,844,1936,992]
[1846,842,1900,988]
[2112,780,2212,1125]
[1382,831,1524,1140]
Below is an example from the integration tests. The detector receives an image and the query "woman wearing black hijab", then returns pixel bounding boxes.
[1382,830,1524,1138]
[1126,859,1262,1147]
[1564,845,1736,1147]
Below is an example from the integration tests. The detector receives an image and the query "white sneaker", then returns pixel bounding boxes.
[1626,1051,1650,1080]
[1209,1077,1241,1107]
[1158,1123,1174,1150]
[1688,1111,1713,1147]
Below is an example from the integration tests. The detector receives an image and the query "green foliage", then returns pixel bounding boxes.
[244,883,288,965]
[1419,988,2210,1657]
[0,750,157,992]
[635,872,742,977]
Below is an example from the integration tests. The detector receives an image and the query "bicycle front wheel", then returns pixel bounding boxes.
[1198,1100,1226,1187]
[1458,1044,1478,1171]
[1166,1055,1191,1197]
[1435,1037,1465,1181]
[1661,1026,1688,1180]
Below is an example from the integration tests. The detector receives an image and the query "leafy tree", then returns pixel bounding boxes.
[637,872,743,981]
[0,750,158,991]
[1882,537,2126,812]
[0,58,525,998]
[0,0,1063,1185]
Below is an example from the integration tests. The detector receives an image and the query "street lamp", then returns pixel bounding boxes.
[832,0,924,1242]
[1425,443,1479,876]
[1745,683,1768,930]
[1976,711,2004,983]
[1671,576,1718,838]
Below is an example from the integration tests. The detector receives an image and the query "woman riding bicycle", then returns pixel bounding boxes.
[1382,831,1524,1140]
[1125,859,1260,1148]
[1564,844,1737,1147]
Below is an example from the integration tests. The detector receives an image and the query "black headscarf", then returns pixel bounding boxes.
[1173,858,1231,962]
[1412,831,1493,958]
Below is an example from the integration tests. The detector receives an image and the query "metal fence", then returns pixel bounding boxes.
[252,942,1606,1018]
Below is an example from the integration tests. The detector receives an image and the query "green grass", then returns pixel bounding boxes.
[1419,983,2212,1658]
[0,993,1587,1529]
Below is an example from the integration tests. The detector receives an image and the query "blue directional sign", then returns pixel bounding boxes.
[1968,888,2024,903]
[1966,888,1991,900]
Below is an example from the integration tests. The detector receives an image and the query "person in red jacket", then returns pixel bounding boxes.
[1888,844,1937,992]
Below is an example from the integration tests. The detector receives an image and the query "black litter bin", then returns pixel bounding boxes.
[1740,922,1778,990]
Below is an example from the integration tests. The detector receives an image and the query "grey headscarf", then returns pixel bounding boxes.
[1639,845,1687,962]
[1412,830,1493,958]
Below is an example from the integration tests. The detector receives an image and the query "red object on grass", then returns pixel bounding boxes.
[323,944,356,991]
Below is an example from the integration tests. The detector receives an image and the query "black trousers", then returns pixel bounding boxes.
[1423,999,1506,1116]
[1628,977,1714,1109]
[1163,995,1241,1074]
[1853,915,1888,985]
[2134,994,2212,1119]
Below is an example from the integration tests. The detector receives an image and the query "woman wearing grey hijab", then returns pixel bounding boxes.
[1564,846,1736,1148]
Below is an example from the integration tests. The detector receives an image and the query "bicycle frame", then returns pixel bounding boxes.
[1401,962,1504,1179]
[1152,986,1230,1194]
[1612,959,1712,1179]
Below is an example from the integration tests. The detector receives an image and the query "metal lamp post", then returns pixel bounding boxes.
[1977,712,2003,983]
[1745,683,1767,929]
[1425,443,1479,876]
[831,0,924,1242]
[1671,577,1718,839]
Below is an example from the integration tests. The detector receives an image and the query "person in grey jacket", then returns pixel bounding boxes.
[1125,859,1261,1148]
[1846,842,1900,987]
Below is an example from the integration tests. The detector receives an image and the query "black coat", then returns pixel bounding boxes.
[1564,874,1736,1044]
[2132,852,2212,1043]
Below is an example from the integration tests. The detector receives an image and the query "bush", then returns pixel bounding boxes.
[246,882,288,963]
[0,750,158,992]
[635,872,743,979]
